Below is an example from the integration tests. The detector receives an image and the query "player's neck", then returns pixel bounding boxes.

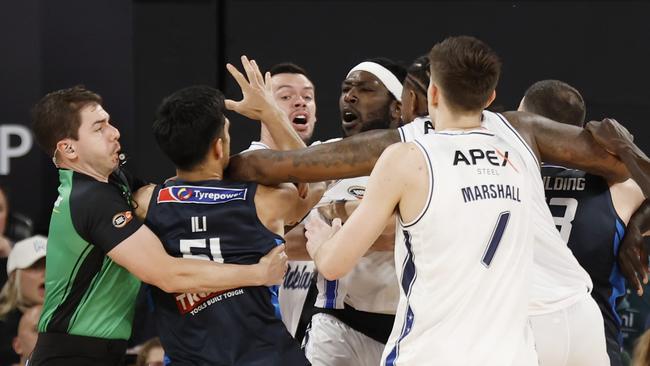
[434,105,482,131]
[176,165,224,182]
[59,161,111,183]
[259,125,279,150]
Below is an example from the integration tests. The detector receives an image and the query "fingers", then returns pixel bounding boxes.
[268,244,286,256]
[265,72,273,93]
[332,218,342,230]
[241,55,259,89]
[251,60,265,87]
[226,63,250,93]
[620,251,643,295]
[224,99,239,112]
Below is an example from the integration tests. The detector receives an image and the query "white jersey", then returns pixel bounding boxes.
[315,176,400,314]
[399,114,592,315]
[383,129,536,365]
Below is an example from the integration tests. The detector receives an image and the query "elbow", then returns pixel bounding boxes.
[317,263,346,281]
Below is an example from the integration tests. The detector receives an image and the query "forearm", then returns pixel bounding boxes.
[628,199,650,235]
[159,259,263,293]
[227,129,400,184]
[262,107,305,150]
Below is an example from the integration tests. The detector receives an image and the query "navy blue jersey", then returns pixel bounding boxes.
[542,165,626,365]
[145,179,308,366]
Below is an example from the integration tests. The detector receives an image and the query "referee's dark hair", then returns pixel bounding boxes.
[153,85,226,171]
[520,80,586,127]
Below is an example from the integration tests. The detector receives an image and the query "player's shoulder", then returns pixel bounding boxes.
[133,184,156,220]
[70,172,122,203]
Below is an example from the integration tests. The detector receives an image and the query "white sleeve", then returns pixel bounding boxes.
[398,116,432,142]
[240,141,270,153]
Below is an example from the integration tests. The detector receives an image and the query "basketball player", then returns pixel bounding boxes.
[305,36,537,365]
[27,85,290,365]
[225,50,650,366]
[300,57,405,366]
[241,62,318,339]
[519,79,645,366]
[132,84,323,365]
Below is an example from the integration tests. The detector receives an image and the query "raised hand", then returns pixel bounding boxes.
[225,55,279,122]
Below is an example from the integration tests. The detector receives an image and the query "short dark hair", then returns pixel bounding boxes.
[521,80,586,127]
[406,55,430,96]
[153,86,226,171]
[428,36,501,112]
[31,86,103,155]
[365,57,407,84]
[269,62,310,78]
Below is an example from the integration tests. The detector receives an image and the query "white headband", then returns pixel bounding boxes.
[347,62,403,102]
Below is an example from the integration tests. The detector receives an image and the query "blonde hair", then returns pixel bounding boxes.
[633,329,650,366]
[0,271,30,319]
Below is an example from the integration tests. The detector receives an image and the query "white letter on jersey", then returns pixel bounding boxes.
[191,216,207,232]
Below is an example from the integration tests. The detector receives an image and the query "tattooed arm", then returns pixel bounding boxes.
[503,111,629,182]
[226,129,401,184]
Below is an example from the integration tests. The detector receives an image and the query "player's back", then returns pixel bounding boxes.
[542,165,627,359]
[144,179,308,366]
[382,130,536,366]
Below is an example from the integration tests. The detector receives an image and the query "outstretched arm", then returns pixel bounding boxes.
[305,143,413,279]
[503,111,629,182]
[125,184,288,293]
[227,128,401,184]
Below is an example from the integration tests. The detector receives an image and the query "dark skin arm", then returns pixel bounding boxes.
[226,129,400,184]
[502,111,629,182]
[618,199,650,295]
[228,111,629,185]
[584,118,650,198]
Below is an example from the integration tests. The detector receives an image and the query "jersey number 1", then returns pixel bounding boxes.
[481,211,511,267]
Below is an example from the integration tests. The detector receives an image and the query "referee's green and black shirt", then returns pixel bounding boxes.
[38,169,143,340]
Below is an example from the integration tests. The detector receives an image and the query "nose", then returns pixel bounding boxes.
[293,96,307,108]
[109,123,121,140]
[343,89,358,104]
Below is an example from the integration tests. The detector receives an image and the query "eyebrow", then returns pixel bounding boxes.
[92,116,109,127]
[276,85,314,91]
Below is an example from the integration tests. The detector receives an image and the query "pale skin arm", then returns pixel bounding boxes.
[305,143,418,279]
[119,185,288,294]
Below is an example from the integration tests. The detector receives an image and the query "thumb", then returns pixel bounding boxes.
[332,218,343,230]
[225,99,240,112]
[268,244,286,256]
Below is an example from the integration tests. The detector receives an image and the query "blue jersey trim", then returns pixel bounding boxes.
[385,230,417,365]
[609,218,627,345]
[325,279,338,309]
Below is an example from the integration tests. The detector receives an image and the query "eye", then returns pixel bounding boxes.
[280,95,292,101]
[303,95,313,101]
[341,86,351,93]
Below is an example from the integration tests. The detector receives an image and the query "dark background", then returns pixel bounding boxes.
[1,0,648,233]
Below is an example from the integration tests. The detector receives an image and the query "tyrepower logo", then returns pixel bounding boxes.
[157,186,247,205]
